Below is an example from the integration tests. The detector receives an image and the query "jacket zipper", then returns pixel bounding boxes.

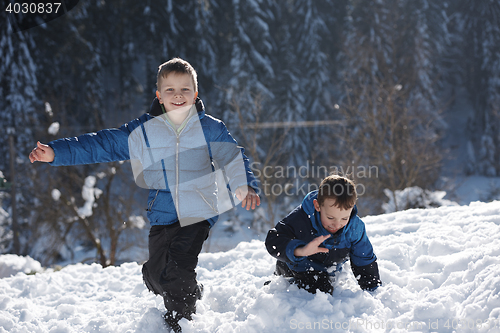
[148,189,160,212]
[196,189,218,214]
[146,112,196,214]
[153,112,197,216]
[173,118,191,214]
[175,134,180,210]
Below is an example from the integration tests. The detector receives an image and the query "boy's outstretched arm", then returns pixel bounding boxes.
[29,141,55,163]
[28,115,148,167]
[235,185,260,210]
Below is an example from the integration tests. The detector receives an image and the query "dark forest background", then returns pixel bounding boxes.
[1,0,499,266]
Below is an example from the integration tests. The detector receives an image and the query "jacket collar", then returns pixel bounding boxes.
[149,96,206,119]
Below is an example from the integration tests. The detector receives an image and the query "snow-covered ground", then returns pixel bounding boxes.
[2,200,500,332]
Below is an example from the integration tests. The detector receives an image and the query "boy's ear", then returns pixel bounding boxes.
[313,199,321,212]
[194,91,198,100]
[156,91,161,102]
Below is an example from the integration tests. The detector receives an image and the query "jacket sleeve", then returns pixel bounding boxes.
[265,206,308,263]
[351,260,381,291]
[209,121,259,192]
[348,218,382,290]
[48,116,145,167]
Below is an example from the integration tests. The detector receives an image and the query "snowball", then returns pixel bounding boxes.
[77,176,101,218]
[128,215,146,229]
[45,102,53,116]
[51,189,61,201]
[48,122,60,135]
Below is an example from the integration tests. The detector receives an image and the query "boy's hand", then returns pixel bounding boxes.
[294,235,331,257]
[235,186,261,210]
[29,141,55,163]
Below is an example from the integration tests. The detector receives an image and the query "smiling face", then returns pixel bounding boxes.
[157,72,198,112]
[313,198,353,234]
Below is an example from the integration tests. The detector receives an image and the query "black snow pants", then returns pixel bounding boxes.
[142,221,210,319]
[275,260,334,294]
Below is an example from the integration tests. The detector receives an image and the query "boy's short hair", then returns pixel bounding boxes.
[157,58,198,92]
[317,175,357,210]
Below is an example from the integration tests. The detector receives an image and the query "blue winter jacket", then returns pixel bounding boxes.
[265,190,381,290]
[48,98,258,227]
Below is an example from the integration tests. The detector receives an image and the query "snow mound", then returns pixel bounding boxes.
[382,186,458,213]
[0,255,43,278]
[1,201,500,332]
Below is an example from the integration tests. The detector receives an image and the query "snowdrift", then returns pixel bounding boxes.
[0,254,42,279]
[2,201,500,332]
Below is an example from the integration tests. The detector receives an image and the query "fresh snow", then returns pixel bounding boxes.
[2,201,500,332]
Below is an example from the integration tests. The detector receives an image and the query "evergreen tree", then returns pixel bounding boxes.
[21,3,108,264]
[80,0,148,123]
[0,12,37,254]
[320,0,349,79]
[30,2,105,133]
[454,0,500,176]
[25,0,219,264]
[338,0,448,213]
[221,0,275,124]
[23,2,147,264]
[141,0,217,101]
[269,0,333,167]
[288,0,342,169]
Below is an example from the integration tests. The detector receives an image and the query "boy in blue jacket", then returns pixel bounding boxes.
[265,175,380,294]
[29,58,260,332]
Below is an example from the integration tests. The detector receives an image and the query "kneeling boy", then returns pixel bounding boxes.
[265,175,381,294]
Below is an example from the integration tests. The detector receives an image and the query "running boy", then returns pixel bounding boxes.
[265,175,380,294]
[29,58,260,332]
